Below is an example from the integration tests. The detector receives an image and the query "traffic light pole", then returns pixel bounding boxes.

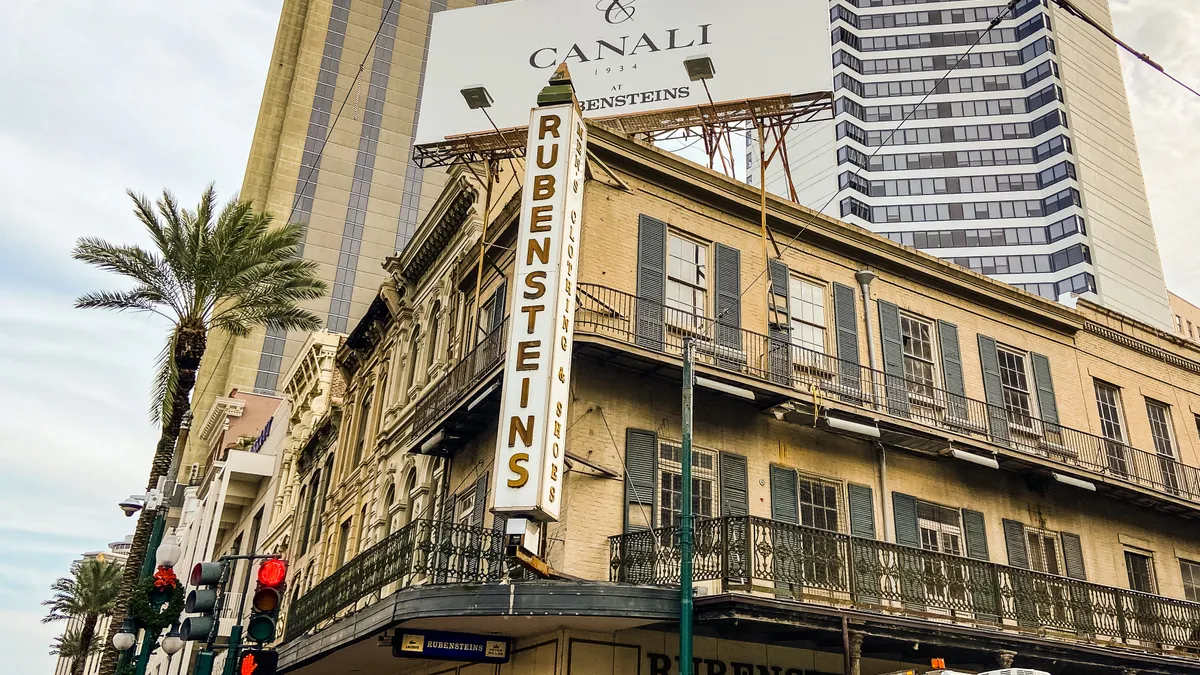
[216,553,279,675]
[680,339,695,675]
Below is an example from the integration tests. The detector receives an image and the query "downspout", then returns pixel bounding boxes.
[855,270,892,541]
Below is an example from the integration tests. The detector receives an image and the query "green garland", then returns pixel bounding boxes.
[129,575,185,634]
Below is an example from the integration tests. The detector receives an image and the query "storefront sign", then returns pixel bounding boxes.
[491,94,588,522]
[648,653,805,675]
[393,630,510,663]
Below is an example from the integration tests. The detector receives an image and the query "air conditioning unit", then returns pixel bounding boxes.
[693,583,713,597]
[980,669,1051,675]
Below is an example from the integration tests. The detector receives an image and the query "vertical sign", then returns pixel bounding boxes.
[492,98,588,522]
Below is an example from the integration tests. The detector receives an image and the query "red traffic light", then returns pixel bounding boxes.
[257,558,287,587]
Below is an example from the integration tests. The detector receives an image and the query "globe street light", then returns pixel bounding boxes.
[113,619,137,652]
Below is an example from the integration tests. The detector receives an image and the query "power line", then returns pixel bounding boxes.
[714,0,1021,325]
[1050,0,1200,99]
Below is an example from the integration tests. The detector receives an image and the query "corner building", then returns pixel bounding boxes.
[184,0,503,479]
[751,0,1173,330]
[272,125,1200,675]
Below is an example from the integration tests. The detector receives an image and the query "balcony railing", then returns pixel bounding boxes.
[410,319,508,440]
[284,519,502,641]
[575,283,1200,503]
[610,516,1200,650]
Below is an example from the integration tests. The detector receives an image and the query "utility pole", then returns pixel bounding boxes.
[680,338,695,675]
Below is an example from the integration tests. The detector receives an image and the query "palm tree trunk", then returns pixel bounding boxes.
[72,613,99,675]
[99,323,208,675]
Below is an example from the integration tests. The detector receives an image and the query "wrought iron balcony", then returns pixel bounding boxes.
[610,516,1200,651]
[409,319,508,443]
[283,519,502,642]
[575,283,1200,505]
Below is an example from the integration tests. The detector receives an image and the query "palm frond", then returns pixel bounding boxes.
[72,239,186,318]
[150,330,181,426]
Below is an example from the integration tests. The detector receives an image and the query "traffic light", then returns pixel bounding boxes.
[245,558,287,644]
[238,648,278,675]
[181,562,224,642]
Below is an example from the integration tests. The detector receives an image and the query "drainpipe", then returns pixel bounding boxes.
[854,270,880,404]
[855,270,892,541]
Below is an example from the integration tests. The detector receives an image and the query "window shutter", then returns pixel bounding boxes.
[977,335,1011,445]
[471,472,488,528]
[636,215,667,350]
[1002,519,1029,568]
[714,244,743,370]
[624,428,658,532]
[833,282,861,395]
[767,260,792,385]
[1060,532,1086,580]
[961,509,989,560]
[877,300,910,416]
[719,452,749,517]
[938,320,968,422]
[489,280,507,333]
[892,492,920,547]
[1030,352,1060,427]
[847,484,876,539]
[769,465,798,524]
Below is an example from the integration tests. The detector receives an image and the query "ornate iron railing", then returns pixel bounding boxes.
[610,516,1200,649]
[575,283,1200,503]
[410,319,508,439]
[284,519,502,641]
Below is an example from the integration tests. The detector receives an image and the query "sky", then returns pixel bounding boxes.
[0,1,1197,672]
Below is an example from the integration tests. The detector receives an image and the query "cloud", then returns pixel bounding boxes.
[0,0,283,670]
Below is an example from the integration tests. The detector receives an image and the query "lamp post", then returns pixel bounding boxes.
[680,339,695,675]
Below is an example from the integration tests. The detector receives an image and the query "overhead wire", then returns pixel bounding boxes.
[1050,0,1200,99]
[712,0,1022,325]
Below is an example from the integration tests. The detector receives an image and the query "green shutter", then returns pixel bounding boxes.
[719,452,749,516]
[714,244,743,370]
[1060,532,1086,580]
[938,320,969,422]
[977,335,1011,445]
[489,280,507,333]
[767,260,792,385]
[892,493,920,547]
[961,509,989,560]
[833,283,861,395]
[877,299,910,416]
[847,484,876,539]
[636,215,667,350]
[769,466,798,524]
[471,472,488,527]
[1030,352,1060,427]
[624,428,658,532]
[1002,519,1029,568]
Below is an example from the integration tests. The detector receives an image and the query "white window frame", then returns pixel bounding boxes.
[657,441,718,528]
[787,276,828,357]
[665,232,709,334]
[1180,559,1200,602]
[796,472,844,533]
[997,345,1038,433]
[900,311,940,405]
[1124,548,1158,594]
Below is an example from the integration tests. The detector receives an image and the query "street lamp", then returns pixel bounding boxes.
[683,55,716,81]
[113,619,137,652]
[156,534,183,569]
[160,626,185,656]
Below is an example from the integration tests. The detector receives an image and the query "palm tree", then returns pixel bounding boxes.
[44,558,123,675]
[74,186,326,674]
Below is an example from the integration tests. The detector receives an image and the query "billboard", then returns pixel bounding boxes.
[415,0,833,146]
[491,94,588,522]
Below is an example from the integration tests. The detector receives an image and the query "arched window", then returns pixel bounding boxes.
[383,484,397,537]
[400,469,417,528]
[353,388,373,465]
[405,326,422,394]
[426,302,442,373]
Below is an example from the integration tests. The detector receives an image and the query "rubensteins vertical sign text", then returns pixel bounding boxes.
[492,99,587,522]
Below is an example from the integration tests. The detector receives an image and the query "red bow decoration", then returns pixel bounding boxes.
[153,566,179,591]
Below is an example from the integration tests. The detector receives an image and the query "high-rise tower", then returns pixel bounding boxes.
[751,0,1172,329]
[186,0,489,474]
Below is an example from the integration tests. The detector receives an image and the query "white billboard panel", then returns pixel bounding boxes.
[416,0,832,146]
[492,99,587,522]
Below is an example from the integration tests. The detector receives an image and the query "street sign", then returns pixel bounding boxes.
[392,630,511,663]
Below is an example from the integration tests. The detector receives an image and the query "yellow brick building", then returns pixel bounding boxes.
[265,125,1200,675]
